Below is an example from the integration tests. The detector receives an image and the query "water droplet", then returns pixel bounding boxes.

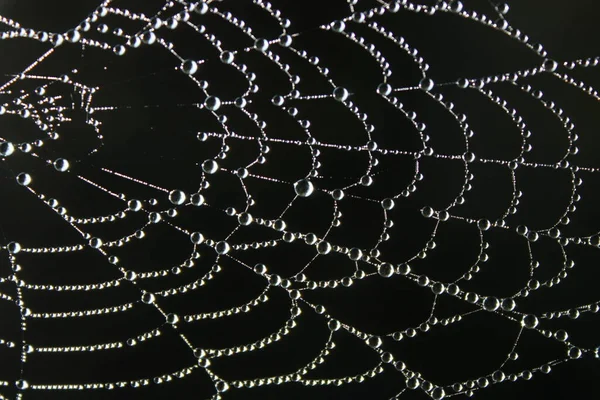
[501,298,516,311]
[349,248,363,261]
[202,159,219,174]
[215,381,229,392]
[141,293,156,304]
[220,51,234,64]
[477,219,491,231]
[294,179,314,197]
[381,198,395,210]
[406,377,420,389]
[554,329,568,342]
[128,200,143,211]
[166,313,179,324]
[215,241,230,255]
[521,314,539,329]
[51,158,69,172]
[254,38,269,52]
[15,379,29,390]
[7,241,22,254]
[238,212,253,225]
[109,43,125,55]
[568,347,582,359]
[378,263,395,278]
[148,212,162,224]
[492,370,505,382]
[190,232,205,245]
[516,225,529,235]
[191,193,205,206]
[432,387,446,399]
[543,59,558,72]
[141,31,156,45]
[483,297,500,311]
[0,142,15,157]
[124,271,137,281]
[254,264,267,275]
[462,152,476,162]
[279,34,292,47]
[333,87,349,102]
[316,241,332,254]
[181,59,198,75]
[89,238,103,249]
[16,173,32,186]
[377,83,392,96]
[331,189,344,200]
[192,2,209,14]
[65,29,80,43]
[168,190,187,205]
[421,207,434,218]
[366,336,382,348]
[397,263,411,275]
[331,20,346,32]
[419,78,434,91]
[204,96,221,111]
[328,319,341,331]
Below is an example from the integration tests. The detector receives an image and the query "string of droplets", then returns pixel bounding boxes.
[0,0,599,399]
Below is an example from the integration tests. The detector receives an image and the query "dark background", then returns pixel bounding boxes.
[0,0,599,399]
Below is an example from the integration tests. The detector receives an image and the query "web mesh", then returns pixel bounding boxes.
[0,0,599,399]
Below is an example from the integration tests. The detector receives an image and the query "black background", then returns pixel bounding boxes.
[0,1,599,399]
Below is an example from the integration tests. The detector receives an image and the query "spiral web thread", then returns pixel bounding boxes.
[0,0,599,399]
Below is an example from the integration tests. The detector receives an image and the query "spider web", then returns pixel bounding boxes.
[0,0,599,399]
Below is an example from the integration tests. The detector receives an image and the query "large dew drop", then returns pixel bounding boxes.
[294,179,314,197]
